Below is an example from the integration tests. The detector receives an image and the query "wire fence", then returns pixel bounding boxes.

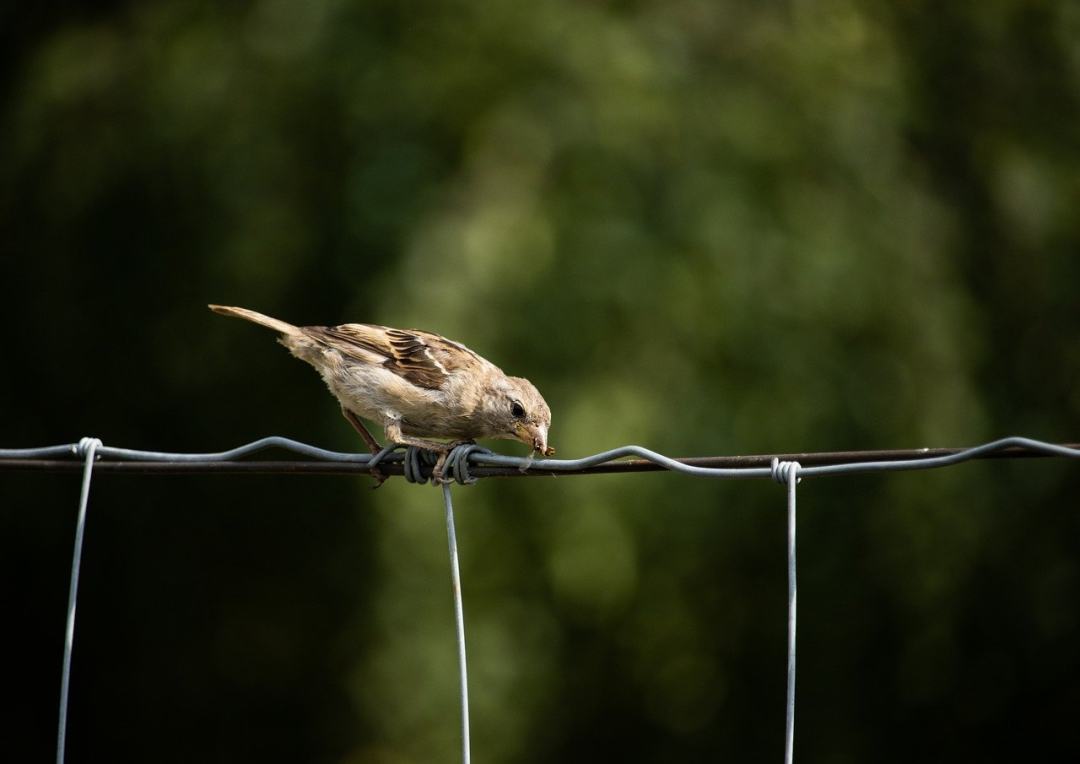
[3,435,1080,764]
[4,436,1078,477]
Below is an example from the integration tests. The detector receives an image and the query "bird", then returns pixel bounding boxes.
[209,305,553,484]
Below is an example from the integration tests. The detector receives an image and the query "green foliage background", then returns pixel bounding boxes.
[3,1,1080,761]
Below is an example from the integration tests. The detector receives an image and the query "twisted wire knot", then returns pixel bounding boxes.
[400,443,491,485]
[771,457,801,485]
[443,443,492,485]
[74,437,102,459]
[402,446,433,484]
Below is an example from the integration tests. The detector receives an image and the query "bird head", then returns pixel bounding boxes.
[490,375,554,456]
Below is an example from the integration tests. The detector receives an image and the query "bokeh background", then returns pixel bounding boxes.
[3,0,1080,761]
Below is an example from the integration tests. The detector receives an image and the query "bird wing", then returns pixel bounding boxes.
[305,323,483,390]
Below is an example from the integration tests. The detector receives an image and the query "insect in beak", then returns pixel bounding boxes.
[517,422,554,456]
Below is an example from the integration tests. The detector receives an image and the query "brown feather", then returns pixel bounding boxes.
[209,305,553,458]
[305,324,483,390]
[208,304,300,335]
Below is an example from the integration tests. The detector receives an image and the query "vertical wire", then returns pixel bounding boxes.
[442,483,471,764]
[57,438,100,764]
[784,466,798,764]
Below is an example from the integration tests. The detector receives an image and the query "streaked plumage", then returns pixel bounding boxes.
[209,305,553,481]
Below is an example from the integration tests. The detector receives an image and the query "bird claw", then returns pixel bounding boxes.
[367,443,401,488]
[431,451,452,484]
[369,467,389,489]
[430,440,475,485]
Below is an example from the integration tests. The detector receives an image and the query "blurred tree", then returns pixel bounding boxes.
[2,0,1079,761]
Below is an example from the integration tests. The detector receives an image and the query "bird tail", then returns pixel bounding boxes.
[208,305,300,335]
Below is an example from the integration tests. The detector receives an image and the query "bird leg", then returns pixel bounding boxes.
[341,407,389,487]
[384,420,462,483]
[341,407,382,452]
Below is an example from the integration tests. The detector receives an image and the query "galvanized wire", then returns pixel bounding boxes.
[4,434,1080,764]
[3,436,1078,479]
[442,484,471,764]
[56,437,100,764]
[773,459,801,764]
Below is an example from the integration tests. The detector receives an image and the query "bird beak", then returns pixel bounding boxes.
[517,422,554,456]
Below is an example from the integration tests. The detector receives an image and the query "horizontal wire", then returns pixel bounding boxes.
[1,437,1078,480]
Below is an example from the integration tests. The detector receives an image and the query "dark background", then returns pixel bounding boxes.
[3,1,1080,761]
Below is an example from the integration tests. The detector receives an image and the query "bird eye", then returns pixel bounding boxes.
[510,400,526,419]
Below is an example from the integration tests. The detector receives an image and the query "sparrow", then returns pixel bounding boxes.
[209,305,553,483]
